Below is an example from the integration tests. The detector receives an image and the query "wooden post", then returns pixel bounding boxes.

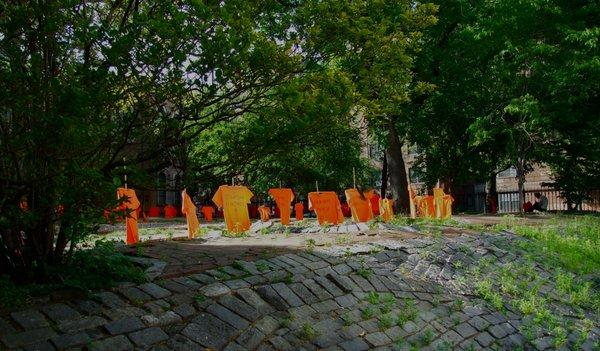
[316,181,319,192]
[123,157,127,189]
[353,167,356,189]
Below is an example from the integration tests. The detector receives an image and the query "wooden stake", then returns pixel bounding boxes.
[316,181,319,192]
[231,177,234,186]
[353,167,356,189]
[123,157,127,189]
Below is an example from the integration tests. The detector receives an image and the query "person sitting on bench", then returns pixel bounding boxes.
[532,192,548,212]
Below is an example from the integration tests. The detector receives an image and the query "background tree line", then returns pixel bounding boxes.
[0,0,597,280]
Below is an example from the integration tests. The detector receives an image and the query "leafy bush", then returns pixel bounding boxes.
[59,241,146,291]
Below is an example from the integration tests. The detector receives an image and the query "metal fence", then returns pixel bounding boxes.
[454,189,600,213]
[498,189,600,213]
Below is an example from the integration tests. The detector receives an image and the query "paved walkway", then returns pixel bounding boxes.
[1,221,598,350]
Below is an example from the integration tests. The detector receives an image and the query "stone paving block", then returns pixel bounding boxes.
[219,295,260,321]
[348,274,374,292]
[288,282,319,304]
[138,282,171,299]
[312,299,339,314]
[141,310,183,327]
[302,279,333,300]
[244,275,267,286]
[365,331,392,347]
[1,328,57,348]
[237,288,275,315]
[358,319,380,333]
[11,310,50,329]
[50,331,91,349]
[314,332,344,348]
[268,257,293,269]
[143,300,170,316]
[314,275,344,297]
[90,335,133,351]
[270,335,294,350]
[327,273,360,293]
[105,316,145,335]
[159,280,188,293]
[306,260,329,271]
[296,252,321,262]
[255,315,280,335]
[468,315,490,331]
[72,299,103,315]
[172,276,203,289]
[189,273,216,284]
[335,294,358,308]
[225,278,251,290]
[57,316,106,332]
[272,282,304,307]
[488,324,508,339]
[366,275,388,292]
[454,322,478,338]
[221,265,247,277]
[159,334,201,350]
[42,304,81,323]
[256,285,289,310]
[101,306,146,322]
[236,327,266,349]
[199,282,231,297]
[117,286,153,303]
[173,303,196,319]
[339,338,370,351]
[22,341,55,351]
[475,331,494,347]
[339,324,365,340]
[438,329,463,346]
[224,342,248,351]
[128,327,169,347]
[94,291,127,308]
[183,313,236,349]
[207,303,250,329]
[285,253,313,265]
[332,263,353,275]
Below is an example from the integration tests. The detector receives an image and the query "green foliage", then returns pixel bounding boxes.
[60,241,146,291]
[0,275,29,309]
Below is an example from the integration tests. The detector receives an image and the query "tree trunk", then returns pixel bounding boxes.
[485,172,498,214]
[380,154,388,197]
[516,159,526,213]
[385,119,410,214]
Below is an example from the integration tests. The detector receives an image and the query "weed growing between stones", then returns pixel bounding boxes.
[300,323,319,340]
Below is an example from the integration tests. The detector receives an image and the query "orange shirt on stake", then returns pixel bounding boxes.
[294,202,304,221]
[380,198,394,222]
[212,185,254,232]
[116,188,140,245]
[268,188,294,225]
[201,205,215,222]
[308,191,344,226]
[258,205,271,222]
[181,190,200,239]
[345,189,374,223]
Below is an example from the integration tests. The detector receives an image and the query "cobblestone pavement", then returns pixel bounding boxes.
[1,228,598,350]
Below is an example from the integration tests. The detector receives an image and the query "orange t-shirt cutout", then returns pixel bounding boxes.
[181,190,200,239]
[212,185,254,232]
[345,189,374,223]
[308,191,344,226]
[117,188,140,245]
[268,188,294,225]
[294,202,304,220]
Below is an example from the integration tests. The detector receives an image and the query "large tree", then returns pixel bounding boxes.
[0,0,302,279]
